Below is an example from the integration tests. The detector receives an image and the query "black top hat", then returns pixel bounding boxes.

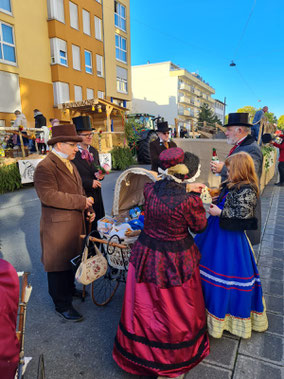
[156,121,170,133]
[224,113,252,128]
[48,124,83,145]
[262,133,273,144]
[72,116,92,132]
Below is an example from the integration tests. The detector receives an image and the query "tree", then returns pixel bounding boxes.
[237,106,256,122]
[278,115,284,130]
[198,103,220,125]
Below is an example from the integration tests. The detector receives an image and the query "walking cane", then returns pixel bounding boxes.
[81,213,94,302]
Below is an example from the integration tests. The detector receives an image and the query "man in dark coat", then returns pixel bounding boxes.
[33,109,47,153]
[150,121,177,172]
[211,113,263,245]
[34,124,95,322]
[72,121,105,231]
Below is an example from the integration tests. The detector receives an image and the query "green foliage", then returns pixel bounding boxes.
[111,146,136,171]
[124,120,145,151]
[237,106,277,124]
[261,145,275,172]
[197,103,220,125]
[0,163,22,194]
[277,115,284,130]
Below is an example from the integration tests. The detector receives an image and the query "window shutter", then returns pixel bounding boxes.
[83,9,91,35]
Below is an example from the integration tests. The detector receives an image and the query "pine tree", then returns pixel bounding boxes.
[198,103,220,125]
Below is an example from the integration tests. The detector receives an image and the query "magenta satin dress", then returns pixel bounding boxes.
[113,180,210,377]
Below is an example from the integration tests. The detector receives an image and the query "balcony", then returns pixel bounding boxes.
[178,95,191,105]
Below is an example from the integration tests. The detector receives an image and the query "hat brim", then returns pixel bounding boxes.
[156,127,170,132]
[47,135,83,145]
[223,122,252,128]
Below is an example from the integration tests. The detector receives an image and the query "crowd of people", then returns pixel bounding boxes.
[1,110,278,378]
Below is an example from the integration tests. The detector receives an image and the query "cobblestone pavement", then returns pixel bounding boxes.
[186,182,284,379]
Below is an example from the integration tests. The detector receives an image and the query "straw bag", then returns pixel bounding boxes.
[75,236,107,285]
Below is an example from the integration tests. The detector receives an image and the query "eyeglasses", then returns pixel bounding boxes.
[162,132,170,135]
[80,132,94,137]
[63,142,77,148]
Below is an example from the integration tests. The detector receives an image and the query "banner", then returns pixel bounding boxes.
[18,159,43,184]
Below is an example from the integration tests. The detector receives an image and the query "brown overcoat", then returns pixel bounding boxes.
[34,152,86,272]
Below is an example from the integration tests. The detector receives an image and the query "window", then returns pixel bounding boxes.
[47,0,65,23]
[97,91,104,99]
[116,66,128,93]
[0,22,16,64]
[86,88,94,100]
[0,0,11,14]
[50,38,68,66]
[114,1,126,31]
[69,1,78,29]
[82,9,91,35]
[74,85,82,101]
[84,50,92,73]
[72,44,80,70]
[53,82,70,105]
[115,34,126,63]
[94,16,102,41]
[96,54,103,77]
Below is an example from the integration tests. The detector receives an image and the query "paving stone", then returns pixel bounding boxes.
[233,355,284,379]
[258,266,284,281]
[273,241,284,250]
[239,332,284,365]
[203,336,238,369]
[267,312,284,336]
[258,256,284,270]
[185,362,232,379]
[265,294,284,315]
[261,279,283,297]
[260,248,283,260]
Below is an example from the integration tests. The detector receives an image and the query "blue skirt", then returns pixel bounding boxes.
[194,214,268,338]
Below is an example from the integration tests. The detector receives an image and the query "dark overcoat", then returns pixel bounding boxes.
[34,152,86,272]
[220,135,263,245]
[150,138,177,172]
[72,146,105,229]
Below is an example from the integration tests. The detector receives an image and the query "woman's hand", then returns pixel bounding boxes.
[210,161,224,174]
[186,183,206,193]
[92,180,102,188]
[209,203,222,216]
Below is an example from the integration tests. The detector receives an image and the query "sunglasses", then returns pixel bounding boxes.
[80,132,94,137]
[162,132,170,135]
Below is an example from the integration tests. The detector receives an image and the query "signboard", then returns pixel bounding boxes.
[99,153,112,170]
[18,159,43,184]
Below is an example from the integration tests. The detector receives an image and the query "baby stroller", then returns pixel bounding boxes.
[80,167,157,306]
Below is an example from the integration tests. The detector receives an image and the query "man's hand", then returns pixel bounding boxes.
[92,180,102,188]
[95,172,105,180]
[85,196,94,209]
[209,203,222,216]
[210,161,225,174]
[186,183,206,193]
[86,211,96,223]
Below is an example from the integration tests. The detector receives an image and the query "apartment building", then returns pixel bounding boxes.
[0,0,130,127]
[103,0,131,108]
[131,61,215,132]
[214,99,226,124]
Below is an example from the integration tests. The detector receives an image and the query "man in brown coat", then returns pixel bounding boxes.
[34,124,94,322]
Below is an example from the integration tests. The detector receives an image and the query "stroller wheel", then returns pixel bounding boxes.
[91,265,120,306]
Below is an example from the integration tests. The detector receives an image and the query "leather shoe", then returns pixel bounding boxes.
[73,289,89,298]
[56,306,83,322]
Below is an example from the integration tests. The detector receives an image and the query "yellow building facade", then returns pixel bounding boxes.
[103,0,131,107]
[0,0,110,127]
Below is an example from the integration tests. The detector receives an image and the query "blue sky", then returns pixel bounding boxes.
[130,0,284,118]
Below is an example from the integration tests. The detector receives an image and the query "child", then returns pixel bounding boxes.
[195,152,268,339]
[271,133,284,186]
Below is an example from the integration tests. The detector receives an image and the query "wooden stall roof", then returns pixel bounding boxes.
[58,98,129,114]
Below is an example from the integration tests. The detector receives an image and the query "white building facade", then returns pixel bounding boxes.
[214,99,226,124]
[131,61,215,133]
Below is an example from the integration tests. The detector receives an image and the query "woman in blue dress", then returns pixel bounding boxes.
[195,152,268,339]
